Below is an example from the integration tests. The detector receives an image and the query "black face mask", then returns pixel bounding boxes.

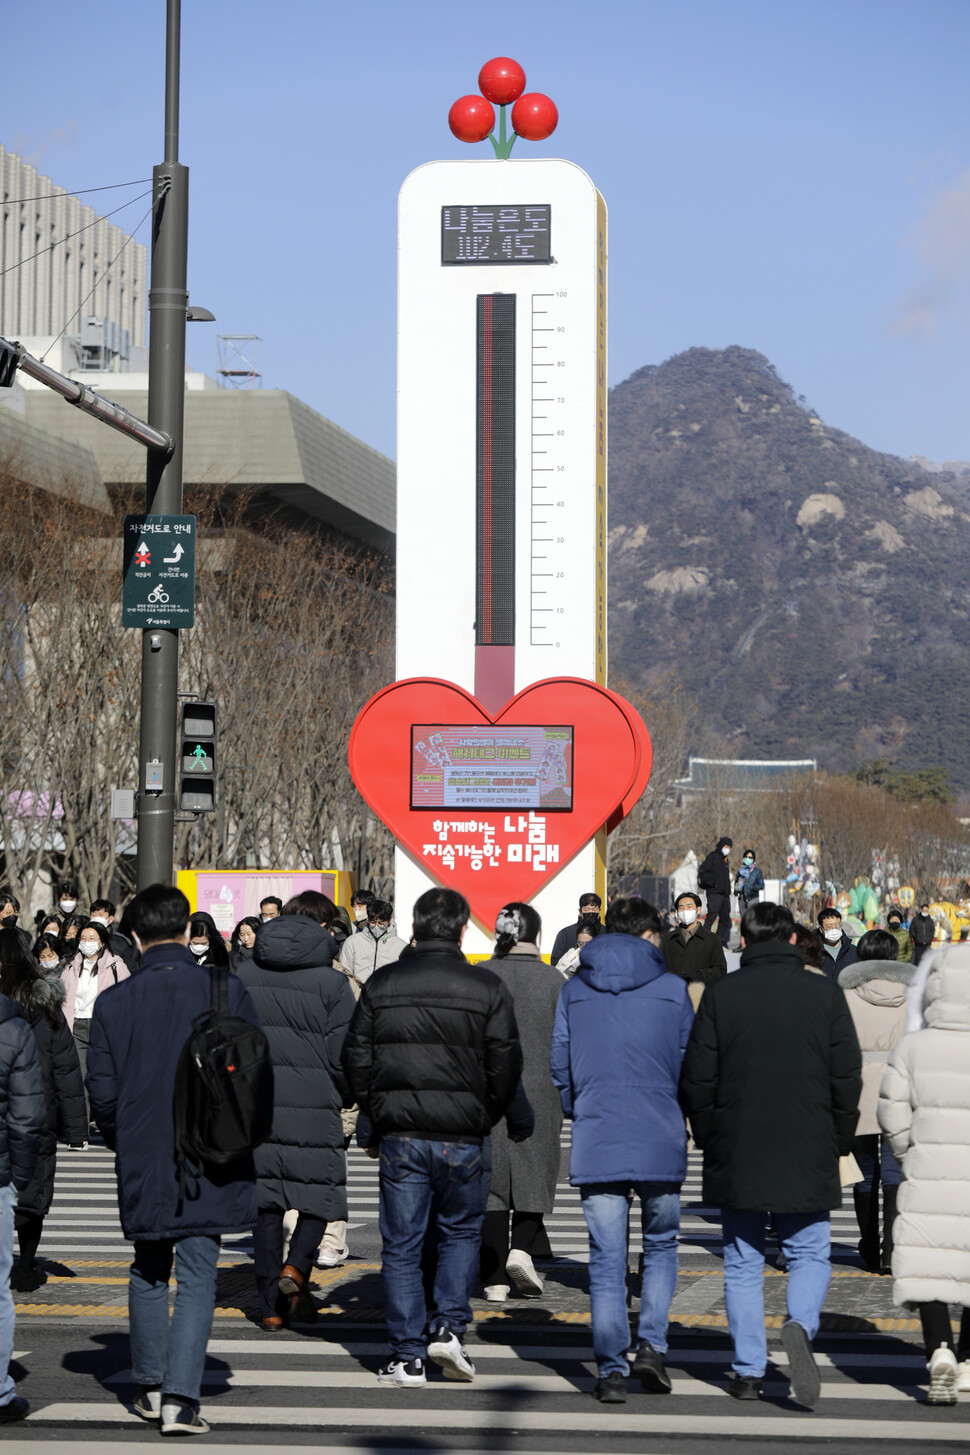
[580,910,600,923]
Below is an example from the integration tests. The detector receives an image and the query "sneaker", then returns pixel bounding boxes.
[132,1385,161,1421]
[592,1371,627,1403]
[957,1358,970,1393]
[928,1346,958,1405]
[632,1341,672,1394]
[67,1142,89,1151]
[483,1284,510,1302]
[315,1244,349,1268]
[427,1323,476,1382]
[726,1375,763,1401]
[160,1400,209,1435]
[506,1248,544,1298]
[781,1319,821,1407]
[0,1397,29,1423]
[377,1357,427,1387]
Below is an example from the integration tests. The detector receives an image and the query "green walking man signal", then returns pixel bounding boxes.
[179,702,217,812]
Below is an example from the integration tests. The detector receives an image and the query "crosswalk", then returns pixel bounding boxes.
[19,1133,970,1446]
[43,1139,868,1265]
[23,1330,970,1444]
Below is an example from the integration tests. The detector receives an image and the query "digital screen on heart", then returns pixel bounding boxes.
[441,205,552,264]
[410,725,573,811]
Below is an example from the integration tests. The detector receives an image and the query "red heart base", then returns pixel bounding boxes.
[348,676,651,930]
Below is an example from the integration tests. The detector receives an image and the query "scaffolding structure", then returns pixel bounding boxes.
[216,334,262,389]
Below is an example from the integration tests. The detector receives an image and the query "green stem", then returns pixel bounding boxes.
[487,106,518,160]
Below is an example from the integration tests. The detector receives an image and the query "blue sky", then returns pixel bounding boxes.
[4,0,970,464]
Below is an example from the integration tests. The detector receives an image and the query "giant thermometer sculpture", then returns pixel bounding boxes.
[349,58,652,953]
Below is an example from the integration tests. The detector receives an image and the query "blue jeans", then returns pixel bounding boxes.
[0,1186,17,1406]
[129,1235,220,1403]
[580,1182,680,1376]
[722,1209,831,1377]
[379,1136,484,1360]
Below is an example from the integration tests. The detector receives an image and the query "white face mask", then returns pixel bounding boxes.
[678,909,697,926]
[59,900,77,913]
[721,846,730,856]
[823,927,842,943]
[79,942,100,958]
[354,906,368,922]
[90,915,110,927]
[189,943,208,957]
[40,958,59,971]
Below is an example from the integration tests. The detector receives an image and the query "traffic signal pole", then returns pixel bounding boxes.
[137,0,189,890]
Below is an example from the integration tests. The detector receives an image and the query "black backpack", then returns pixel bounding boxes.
[173,964,274,1202]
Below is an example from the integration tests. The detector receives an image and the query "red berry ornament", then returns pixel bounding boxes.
[511,92,558,141]
[448,94,496,143]
[478,56,526,106]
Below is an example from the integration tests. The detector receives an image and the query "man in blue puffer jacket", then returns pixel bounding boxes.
[551,897,693,1405]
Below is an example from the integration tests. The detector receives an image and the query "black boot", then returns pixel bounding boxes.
[853,1187,880,1272]
[881,1185,898,1275]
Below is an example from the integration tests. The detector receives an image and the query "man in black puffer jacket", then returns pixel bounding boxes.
[342,887,522,1388]
[239,912,355,1329]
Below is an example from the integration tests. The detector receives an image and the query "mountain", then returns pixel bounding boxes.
[607,346,970,787]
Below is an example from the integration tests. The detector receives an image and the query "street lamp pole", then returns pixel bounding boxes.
[136,0,189,889]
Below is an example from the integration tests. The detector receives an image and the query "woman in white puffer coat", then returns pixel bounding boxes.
[877,945,970,1404]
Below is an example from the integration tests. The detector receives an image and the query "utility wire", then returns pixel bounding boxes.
[2,178,153,206]
[39,199,155,363]
[0,187,153,281]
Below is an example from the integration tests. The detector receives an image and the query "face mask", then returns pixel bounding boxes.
[190,943,208,957]
[824,927,842,943]
[79,942,100,958]
[368,924,386,940]
[354,907,368,921]
[678,909,697,926]
[40,958,59,972]
[90,916,110,927]
[743,857,753,866]
[721,846,730,856]
[580,910,599,922]
[59,900,77,913]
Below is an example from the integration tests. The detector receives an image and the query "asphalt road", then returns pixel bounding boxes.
[7,1138,970,1451]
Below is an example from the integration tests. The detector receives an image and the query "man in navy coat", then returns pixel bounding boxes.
[87,883,262,1435]
[551,897,694,1404]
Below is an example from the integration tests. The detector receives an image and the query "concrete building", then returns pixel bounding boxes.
[1,147,395,554]
[1,145,147,362]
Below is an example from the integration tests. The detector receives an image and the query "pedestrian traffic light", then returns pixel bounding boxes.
[0,339,21,390]
[179,701,216,812]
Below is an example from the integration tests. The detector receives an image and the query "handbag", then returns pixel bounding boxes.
[838,1152,862,1187]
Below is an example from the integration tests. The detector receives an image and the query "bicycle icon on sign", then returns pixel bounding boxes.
[147,585,170,604]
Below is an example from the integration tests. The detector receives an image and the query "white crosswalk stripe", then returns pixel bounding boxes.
[46,1140,866,1264]
[25,1331,970,1442]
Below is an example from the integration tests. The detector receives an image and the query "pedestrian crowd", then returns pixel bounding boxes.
[0,870,967,1430]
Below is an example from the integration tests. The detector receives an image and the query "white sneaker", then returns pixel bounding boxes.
[506,1248,544,1297]
[484,1284,510,1302]
[160,1400,209,1434]
[427,1323,476,1381]
[958,1359,970,1393]
[316,1244,349,1268]
[377,1357,426,1386]
[928,1346,958,1405]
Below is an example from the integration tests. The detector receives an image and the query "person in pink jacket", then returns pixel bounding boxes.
[61,921,130,1129]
